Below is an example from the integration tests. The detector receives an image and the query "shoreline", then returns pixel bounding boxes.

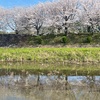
[0,62,100,75]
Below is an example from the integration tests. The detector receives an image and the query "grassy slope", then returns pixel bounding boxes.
[0,48,100,63]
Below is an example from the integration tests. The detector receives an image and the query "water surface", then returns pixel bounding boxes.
[0,62,100,100]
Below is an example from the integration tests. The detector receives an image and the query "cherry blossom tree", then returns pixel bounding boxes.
[0,7,7,31]
[45,1,64,34]
[79,0,100,33]
[3,7,27,34]
[44,0,81,36]
[23,3,47,35]
[0,0,100,35]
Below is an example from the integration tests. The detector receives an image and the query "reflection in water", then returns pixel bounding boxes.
[0,73,100,100]
[0,62,100,100]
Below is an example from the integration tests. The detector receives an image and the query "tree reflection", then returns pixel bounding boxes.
[0,73,100,100]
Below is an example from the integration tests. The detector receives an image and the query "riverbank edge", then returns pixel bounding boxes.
[0,62,100,75]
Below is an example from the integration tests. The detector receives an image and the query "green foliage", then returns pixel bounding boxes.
[46,33,56,39]
[0,32,99,46]
[27,36,35,45]
[28,41,34,45]
[35,36,44,44]
[83,36,92,43]
[53,36,62,44]
[61,36,70,44]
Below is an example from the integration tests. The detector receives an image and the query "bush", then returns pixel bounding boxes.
[61,36,70,44]
[83,36,92,43]
[35,36,44,44]
[53,37,62,43]
[28,41,34,45]
[27,36,35,45]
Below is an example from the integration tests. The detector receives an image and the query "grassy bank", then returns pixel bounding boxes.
[0,48,100,63]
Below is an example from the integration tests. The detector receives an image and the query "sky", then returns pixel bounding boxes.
[0,0,51,8]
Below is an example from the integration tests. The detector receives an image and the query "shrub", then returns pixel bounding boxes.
[35,36,44,44]
[27,36,35,45]
[53,37,62,43]
[61,36,70,44]
[83,36,92,43]
[28,41,34,45]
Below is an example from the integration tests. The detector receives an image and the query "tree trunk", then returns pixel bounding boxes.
[91,24,94,35]
[65,27,68,36]
[15,30,18,34]
[87,26,91,33]
[36,29,40,35]
[64,16,69,36]
[37,30,39,35]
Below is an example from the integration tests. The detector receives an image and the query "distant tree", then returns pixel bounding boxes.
[0,7,7,32]
[2,7,26,34]
[46,0,80,36]
[24,3,47,35]
[0,0,100,35]
[80,0,100,33]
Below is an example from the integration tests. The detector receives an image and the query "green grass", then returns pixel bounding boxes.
[0,47,100,63]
